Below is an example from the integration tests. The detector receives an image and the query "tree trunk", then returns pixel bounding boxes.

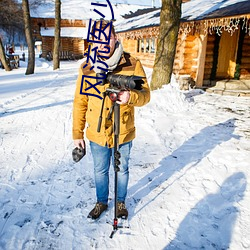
[22,0,35,75]
[0,37,11,71]
[151,0,182,90]
[53,0,61,70]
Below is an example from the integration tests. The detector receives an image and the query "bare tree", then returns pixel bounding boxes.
[151,0,182,90]
[0,0,24,34]
[29,0,47,8]
[0,37,11,71]
[53,0,61,70]
[0,0,23,71]
[22,0,35,75]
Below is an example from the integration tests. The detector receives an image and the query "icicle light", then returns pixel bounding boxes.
[117,26,159,40]
[179,16,250,37]
[117,16,250,40]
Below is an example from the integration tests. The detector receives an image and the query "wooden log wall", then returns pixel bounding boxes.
[173,34,199,80]
[203,33,215,82]
[41,37,85,58]
[72,39,86,55]
[32,18,86,29]
[120,32,200,75]
[183,35,198,79]
[122,39,137,54]
[31,18,86,44]
[61,38,74,52]
[121,39,156,68]
[173,34,185,75]
[240,35,250,79]
[134,53,155,68]
[41,37,53,58]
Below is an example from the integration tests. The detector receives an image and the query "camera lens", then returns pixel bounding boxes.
[108,92,118,102]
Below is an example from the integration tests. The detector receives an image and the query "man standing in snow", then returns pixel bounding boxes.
[72,20,150,220]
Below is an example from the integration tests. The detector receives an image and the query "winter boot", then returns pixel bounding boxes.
[117,202,128,219]
[87,202,108,220]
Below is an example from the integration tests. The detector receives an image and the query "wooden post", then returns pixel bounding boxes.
[195,32,207,88]
[139,39,142,53]
[149,39,152,53]
[144,38,146,54]
[155,38,158,52]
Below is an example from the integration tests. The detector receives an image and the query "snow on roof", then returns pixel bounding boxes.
[115,8,160,32]
[35,41,42,45]
[115,0,250,33]
[182,0,250,21]
[30,0,152,20]
[40,27,88,38]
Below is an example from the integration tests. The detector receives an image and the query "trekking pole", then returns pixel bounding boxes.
[110,101,121,238]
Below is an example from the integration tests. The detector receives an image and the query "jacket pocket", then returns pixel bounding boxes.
[120,106,134,134]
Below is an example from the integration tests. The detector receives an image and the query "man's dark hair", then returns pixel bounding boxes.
[91,20,116,39]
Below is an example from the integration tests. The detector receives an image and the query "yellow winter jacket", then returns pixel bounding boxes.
[72,52,150,148]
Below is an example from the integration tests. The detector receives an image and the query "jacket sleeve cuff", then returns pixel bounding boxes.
[128,89,149,107]
[72,130,84,140]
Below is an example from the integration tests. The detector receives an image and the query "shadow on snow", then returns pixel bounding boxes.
[0,100,73,117]
[128,119,239,213]
[164,172,247,249]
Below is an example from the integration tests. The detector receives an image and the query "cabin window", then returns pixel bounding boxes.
[146,38,150,53]
[150,38,155,53]
[137,38,156,54]
[137,39,141,53]
[137,38,145,53]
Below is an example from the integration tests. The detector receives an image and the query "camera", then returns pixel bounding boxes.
[96,72,144,90]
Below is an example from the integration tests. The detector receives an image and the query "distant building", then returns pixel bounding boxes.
[31,18,87,60]
[30,1,152,61]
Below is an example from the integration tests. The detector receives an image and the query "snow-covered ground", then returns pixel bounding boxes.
[0,50,250,250]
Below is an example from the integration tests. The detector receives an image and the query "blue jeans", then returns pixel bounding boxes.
[90,141,132,205]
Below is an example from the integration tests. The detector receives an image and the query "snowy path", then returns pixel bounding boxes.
[0,59,250,249]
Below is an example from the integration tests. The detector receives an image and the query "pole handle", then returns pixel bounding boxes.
[97,116,102,133]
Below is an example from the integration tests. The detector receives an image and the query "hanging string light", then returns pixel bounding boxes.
[242,16,250,36]
[179,15,250,37]
[117,15,250,40]
[117,26,159,40]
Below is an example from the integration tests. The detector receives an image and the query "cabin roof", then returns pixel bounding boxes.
[115,0,250,33]
[182,0,250,21]
[30,0,151,20]
[40,27,88,38]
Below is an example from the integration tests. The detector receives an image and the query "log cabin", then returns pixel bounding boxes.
[31,18,87,60]
[115,0,250,93]
[30,1,153,61]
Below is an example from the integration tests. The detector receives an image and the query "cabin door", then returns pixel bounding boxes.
[216,30,239,79]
